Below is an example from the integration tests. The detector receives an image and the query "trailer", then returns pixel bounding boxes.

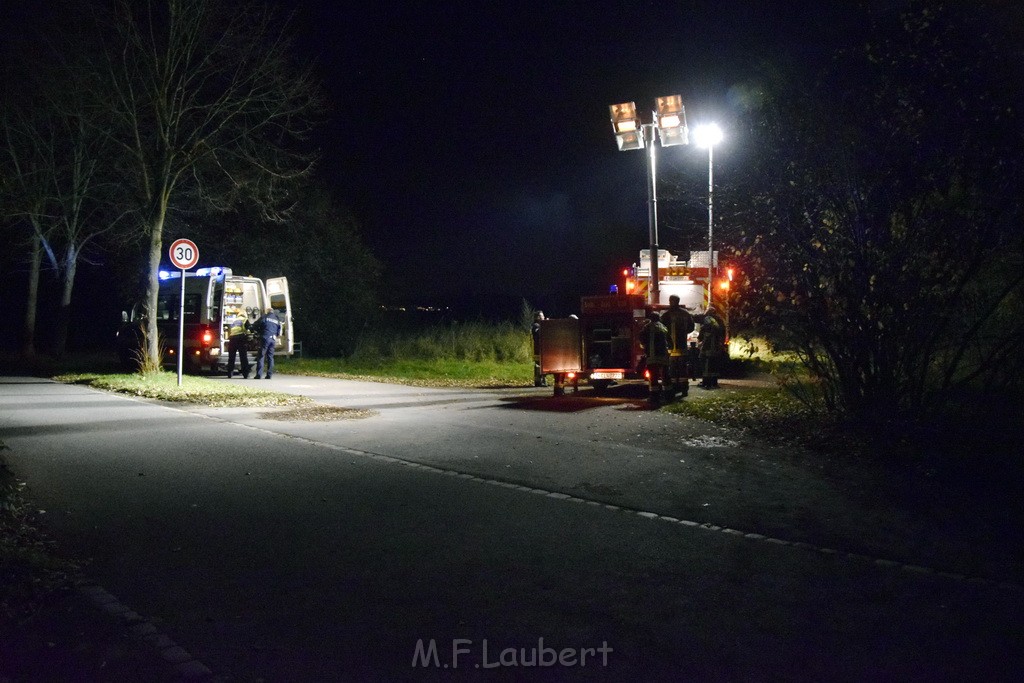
[116,266,293,373]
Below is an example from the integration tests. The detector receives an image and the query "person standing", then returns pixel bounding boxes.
[226,313,251,379]
[254,307,282,380]
[697,305,727,389]
[643,311,670,406]
[532,311,547,387]
[660,295,694,400]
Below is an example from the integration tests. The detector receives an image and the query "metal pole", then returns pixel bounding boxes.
[177,268,185,386]
[645,123,659,306]
[706,144,714,308]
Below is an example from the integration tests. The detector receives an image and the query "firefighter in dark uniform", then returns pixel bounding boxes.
[254,307,282,379]
[660,295,694,400]
[698,305,727,388]
[643,311,670,406]
[226,313,251,379]
[532,311,547,387]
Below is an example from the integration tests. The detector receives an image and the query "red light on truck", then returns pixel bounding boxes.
[202,330,213,345]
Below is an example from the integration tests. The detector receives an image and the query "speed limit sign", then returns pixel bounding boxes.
[169,238,199,270]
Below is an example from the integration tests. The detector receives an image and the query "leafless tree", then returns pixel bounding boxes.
[2,106,59,357]
[89,0,320,364]
[2,76,122,357]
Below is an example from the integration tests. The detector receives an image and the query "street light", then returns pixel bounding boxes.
[693,123,723,307]
[609,96,689,305]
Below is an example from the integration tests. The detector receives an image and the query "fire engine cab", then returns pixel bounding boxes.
[116,266,293,373]
[537,248,714,394]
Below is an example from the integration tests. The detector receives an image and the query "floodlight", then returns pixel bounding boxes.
[693,123,723,148]
[615,129,644,151]
[658,122,688,147]
[610,102,645,150]
[654,95,688,147]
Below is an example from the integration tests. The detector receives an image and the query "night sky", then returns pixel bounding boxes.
[0,0,863,323]
[280,0,859,317]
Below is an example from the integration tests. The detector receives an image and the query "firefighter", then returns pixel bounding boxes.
[697,305,727,389]
[254,307,282,380]
[532,311,547,387]
[660,294,694,400]
[226,313,251,379]
[643,311,669,406]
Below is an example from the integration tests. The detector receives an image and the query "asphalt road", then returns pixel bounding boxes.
[1,375,1022,681]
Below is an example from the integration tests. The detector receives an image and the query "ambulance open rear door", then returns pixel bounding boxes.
[265,277,293,356]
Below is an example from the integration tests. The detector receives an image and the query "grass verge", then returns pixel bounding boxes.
[662,385,837,450]
[54,371,312,407]
[276,357,532,388]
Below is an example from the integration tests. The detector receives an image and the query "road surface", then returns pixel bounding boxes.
[1,375,1021,680]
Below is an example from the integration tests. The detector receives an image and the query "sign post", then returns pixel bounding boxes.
[168,239,200,387]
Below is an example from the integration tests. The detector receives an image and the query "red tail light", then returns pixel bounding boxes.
[201,330,213,345]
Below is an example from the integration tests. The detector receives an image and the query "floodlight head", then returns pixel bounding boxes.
[693,123,724,149]
[610,101,645,151]
[656,95,683,119]
[610,101,639,133]
[615,129,645,151]
[658,124,688,147]
[654,95,688,147]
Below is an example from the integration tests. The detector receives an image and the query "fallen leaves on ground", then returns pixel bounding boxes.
[260,405,377,421]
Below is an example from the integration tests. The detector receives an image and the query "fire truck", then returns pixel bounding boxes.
[537,249,714,394]
[116,266,293,373]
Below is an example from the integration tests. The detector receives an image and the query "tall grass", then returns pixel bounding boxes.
[349,320,532,365]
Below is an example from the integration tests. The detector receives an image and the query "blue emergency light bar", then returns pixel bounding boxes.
[159,266,232,280]
[195,266,231,277]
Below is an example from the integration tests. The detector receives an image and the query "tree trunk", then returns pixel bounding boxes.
[145,210,166,365]
[21,231,41,358]
[53,242,78,359]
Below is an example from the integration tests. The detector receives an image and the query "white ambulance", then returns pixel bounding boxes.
[117,266,293,373]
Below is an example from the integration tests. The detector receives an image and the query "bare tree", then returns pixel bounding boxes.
[89,0,320,363]
[2,67,123,358]
[1,106,59,357]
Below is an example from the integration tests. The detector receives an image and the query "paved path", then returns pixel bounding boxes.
[1,376,1022,681]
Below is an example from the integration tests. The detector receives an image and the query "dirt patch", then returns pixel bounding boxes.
[260,404,377,421]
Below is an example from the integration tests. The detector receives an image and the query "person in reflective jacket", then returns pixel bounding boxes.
[660,295,694,400]
[642,311,669,406]
[697,305,727,389]
[226,313,251,379]
[254,307,282,380]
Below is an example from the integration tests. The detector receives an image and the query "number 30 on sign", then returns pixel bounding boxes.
[169,238,199,270]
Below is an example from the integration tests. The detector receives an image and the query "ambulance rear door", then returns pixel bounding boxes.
[265,277,293,355]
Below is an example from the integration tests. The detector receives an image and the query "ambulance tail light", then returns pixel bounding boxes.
[201,329,213,346]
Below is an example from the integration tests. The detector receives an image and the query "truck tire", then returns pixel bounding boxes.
[591,379,611,394]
